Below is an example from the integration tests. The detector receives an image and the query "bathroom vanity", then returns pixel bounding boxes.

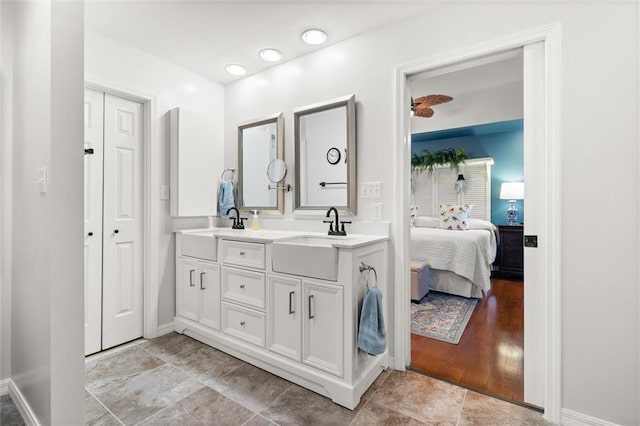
[173,228,388,409]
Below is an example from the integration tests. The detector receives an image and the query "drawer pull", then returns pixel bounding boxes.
[240,284,246,289]
[240,321,246,327]
[289,291,295,314]
[189,269,195,287]
[308,294,315,319]
[239,251,246,256]
[200,272,206,290]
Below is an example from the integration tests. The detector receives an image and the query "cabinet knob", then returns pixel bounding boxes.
[114,229,119,234]
[239,251,245,256]
[240,321,246,327]
[87,232,93,236]
[240,284,245,289]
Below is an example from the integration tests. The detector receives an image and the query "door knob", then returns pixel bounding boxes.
[88,232,93,236]
[114,229,119,234]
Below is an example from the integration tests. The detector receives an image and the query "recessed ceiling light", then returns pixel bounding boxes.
[259,48,282,62]
[225,64,247,76]
[301,29,327,45]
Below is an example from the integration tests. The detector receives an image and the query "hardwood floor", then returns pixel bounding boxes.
[410,278,524,403]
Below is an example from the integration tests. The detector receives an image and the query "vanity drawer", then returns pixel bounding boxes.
[221,267,266,310]
[221,240,265,269]
[221,302,265,347]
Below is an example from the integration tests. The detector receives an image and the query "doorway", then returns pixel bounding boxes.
[84,88,144,356]
[392,24,562,423]
[407,51,525,403]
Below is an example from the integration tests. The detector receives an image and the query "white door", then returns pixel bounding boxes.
[302,281,343,377]
[101,93,144,350]
[84,88,104,355]
[198,262,221,330]
[523,41,546,407]
[267,275,302,361]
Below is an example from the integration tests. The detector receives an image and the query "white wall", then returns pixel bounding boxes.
[85,32,225,328]
[224,3,638,424]
[6,2,85,423]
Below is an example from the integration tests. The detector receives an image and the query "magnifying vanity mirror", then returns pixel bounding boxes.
[293,94,356,214]
[238,113,285,214]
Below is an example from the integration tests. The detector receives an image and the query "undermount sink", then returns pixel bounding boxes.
[271,236,341,281]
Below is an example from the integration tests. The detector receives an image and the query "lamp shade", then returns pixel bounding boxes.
[499,182,524,200]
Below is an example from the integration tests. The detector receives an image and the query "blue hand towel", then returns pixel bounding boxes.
[219,180,236,218]
[357,286,386,356]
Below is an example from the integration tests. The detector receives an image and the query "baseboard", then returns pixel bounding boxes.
[0,378,8,395]
[7,379,41,426]
[157,321,174,337]
[561,408,621,426]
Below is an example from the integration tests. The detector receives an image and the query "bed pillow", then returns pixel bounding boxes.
[439,203,473,230]
[414,216,440,228]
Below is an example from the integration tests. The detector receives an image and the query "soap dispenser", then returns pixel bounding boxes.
[251,210,261,230]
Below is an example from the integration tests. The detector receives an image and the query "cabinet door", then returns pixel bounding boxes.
[198,262,221,330]
[176,258,199,322]
[302,281,344,377]
[267,275,302,361]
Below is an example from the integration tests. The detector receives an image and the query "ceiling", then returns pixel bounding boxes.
[85,1,437,85]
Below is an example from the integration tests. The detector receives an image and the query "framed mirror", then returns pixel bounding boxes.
[238,113,284,214]
[293,94,356,214]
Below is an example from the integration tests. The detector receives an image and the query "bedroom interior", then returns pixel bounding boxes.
[408,51,527,403]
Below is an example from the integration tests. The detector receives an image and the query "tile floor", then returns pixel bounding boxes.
[1,394,26,426]
[85,332,551,425]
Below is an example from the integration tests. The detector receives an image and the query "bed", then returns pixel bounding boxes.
[410,217,498,298]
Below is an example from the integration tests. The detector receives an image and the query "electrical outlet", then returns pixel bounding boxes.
[361,181,382,199]
[372,203,383,221]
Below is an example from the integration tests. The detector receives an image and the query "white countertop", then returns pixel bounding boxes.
[177,227,388,249]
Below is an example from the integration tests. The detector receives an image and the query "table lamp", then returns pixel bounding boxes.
[499,182,524,225]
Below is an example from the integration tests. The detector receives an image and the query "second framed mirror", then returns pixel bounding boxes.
[238,113,285,214]
[293,94,356,215]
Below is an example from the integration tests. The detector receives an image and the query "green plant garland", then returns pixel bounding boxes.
[411,148,469,174]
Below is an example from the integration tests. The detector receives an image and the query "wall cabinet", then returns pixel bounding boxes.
[169,108,220,217]
[174,230,389,410]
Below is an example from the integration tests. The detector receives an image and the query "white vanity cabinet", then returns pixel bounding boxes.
[176,260,221,330]
[174,230,389,410]
[175,233,221,330]
[302,280,344,377]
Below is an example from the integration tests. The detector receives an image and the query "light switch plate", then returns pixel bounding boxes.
[361,181,381,199]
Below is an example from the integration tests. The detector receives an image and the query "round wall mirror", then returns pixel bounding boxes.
[266,158,287,183]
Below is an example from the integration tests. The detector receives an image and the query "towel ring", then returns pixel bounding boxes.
[359,262,378,289]
[221,168,236,180]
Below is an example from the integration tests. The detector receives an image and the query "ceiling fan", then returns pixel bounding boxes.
[411,94,453,118]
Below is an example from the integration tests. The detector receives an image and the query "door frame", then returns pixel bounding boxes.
[392,23,562,423]
[85,79,160,340]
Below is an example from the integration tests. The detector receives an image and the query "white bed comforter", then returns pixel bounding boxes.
[410,225,497,294]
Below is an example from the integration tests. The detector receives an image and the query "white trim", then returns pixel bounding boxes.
[7,379,41,425]
[393,22,562,424]
[157,321,174,336]
[561,409,621,426]
[85,78,160,340]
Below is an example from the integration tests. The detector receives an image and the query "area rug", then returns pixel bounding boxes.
[411,291,478,344]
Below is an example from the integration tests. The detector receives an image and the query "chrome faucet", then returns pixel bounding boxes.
[226,207,247,230]
[324,207,351,236]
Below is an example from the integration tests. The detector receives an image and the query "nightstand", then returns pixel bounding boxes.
[496,225,524,280]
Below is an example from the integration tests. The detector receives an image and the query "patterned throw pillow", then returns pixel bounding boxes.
[439,203,473,230]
